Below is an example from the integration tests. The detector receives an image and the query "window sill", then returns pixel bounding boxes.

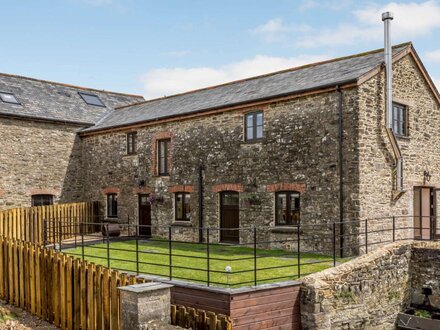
[242,139,263,145]
[270,226,300,234]
[104,218,119,223]
[172,221,192,227]
[395,135,410,141]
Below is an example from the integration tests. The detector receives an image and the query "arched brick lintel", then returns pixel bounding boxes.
[132,187,153,194]
[101,187,121,195]
[29,188,60,196]
[169,185,195,193]
[212,183,244,193]
[266,182,306,193]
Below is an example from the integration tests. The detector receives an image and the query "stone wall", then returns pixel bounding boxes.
[357,54,440,245]
[0,117,84,210]
[80,88,360,248]
[300,240,440,329]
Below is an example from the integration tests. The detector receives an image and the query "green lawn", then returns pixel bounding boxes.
[65,239,339,287]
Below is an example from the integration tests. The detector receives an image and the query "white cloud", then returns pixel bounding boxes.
[139,54,329,99]
[251,18,311,43]
[425,50,440,62]
[298,1,440,47]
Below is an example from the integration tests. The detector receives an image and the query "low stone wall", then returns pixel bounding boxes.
[300,241,440,329]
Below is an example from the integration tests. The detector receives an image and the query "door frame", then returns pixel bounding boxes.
[219,191,240,244]
[414,186,436,240]
[138,194,151,237]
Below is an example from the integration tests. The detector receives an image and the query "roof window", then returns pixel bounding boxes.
[0,92,20,104]
[78,92,105,107]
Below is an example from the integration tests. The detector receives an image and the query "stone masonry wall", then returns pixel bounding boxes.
[300,241,440,329]
[357,54,440,246]
[0,117,84,209]
[81,88,360,249]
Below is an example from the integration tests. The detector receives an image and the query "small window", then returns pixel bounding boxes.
[175,192,191,221]
[127,132,137,155]
[107,194,118,218]
[157,139,170,176]
[392,103,407,136]
[245,112,263,141]
[0,92,20,105]
[78,92,105,107]
[31,194,53,207]
[275,192,300,226]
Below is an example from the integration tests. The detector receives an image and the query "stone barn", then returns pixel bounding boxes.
[1,42,439,252]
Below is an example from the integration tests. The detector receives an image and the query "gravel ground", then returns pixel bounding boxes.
[0,301,57,330]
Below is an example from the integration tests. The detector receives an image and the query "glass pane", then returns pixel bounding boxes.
[222,192,239,206]
[0,93,19,104]
[256,113,263,126]
[256,125,263,139]
[414,188,421,238]
[246,127,254,140]
[79,92,105,107]
[276,193,287,225]
[176,194,183,219]
[140,196,148,205]
[290,193,300,225]
[246,114,254,127]
[184,194,191,220]
[159,157,166,174]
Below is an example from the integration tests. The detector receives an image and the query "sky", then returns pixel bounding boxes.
[0,0,439,99]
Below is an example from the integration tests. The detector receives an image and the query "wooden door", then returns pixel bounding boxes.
[413,187,432,240]
[138,194,151,237]
[220,192,239,243]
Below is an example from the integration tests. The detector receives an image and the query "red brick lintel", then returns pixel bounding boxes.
[169,185,195,193]
[132,187,153,195]
[29,188,60,196]
[101,187,121,195]
[212,183,244,193]
[266,182,306,193]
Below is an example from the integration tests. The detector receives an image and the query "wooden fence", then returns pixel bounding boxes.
[0,236,146,330]
[171,305,232,329]
[0,202,97,244]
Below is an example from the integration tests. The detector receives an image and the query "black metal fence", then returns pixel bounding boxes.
[43,216,438,288]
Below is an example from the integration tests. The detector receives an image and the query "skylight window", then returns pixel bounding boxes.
[78,92,105,107]
[0,92,20,105]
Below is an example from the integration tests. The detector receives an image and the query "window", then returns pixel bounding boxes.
[0,92,20,105]
[245,112,263,141]
[127,132,137,155]
[175,193,191,221]
[78,92,105,107]
[392,103,407,136]
[157,139,170,176]
[275,192,300,226]
[31,195,53,207]
[107,194,118,218]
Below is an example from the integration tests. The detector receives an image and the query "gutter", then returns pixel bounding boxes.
[0,112,94,127]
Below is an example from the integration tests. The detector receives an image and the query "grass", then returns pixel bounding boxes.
[65,238,340,287]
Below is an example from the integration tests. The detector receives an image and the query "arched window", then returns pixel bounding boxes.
[275,191,300,226]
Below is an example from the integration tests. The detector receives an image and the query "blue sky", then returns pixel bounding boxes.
[1,0,439,98]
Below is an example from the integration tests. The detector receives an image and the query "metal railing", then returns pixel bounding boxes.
[42,216,439,288]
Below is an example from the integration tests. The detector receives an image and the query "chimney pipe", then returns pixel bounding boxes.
[382,11,394,129]
[382,11,403,192]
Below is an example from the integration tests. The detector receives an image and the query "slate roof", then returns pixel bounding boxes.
[83,43,412,133]
[0,73,144,125]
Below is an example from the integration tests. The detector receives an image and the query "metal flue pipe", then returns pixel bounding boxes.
[382,12,394,129]
[382,11,403,192]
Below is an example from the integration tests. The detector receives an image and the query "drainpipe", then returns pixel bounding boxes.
[337,86,344,257]
[382,12,404,192]
[198,163,204,243]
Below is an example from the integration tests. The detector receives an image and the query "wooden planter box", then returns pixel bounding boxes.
[397,312,440,329]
